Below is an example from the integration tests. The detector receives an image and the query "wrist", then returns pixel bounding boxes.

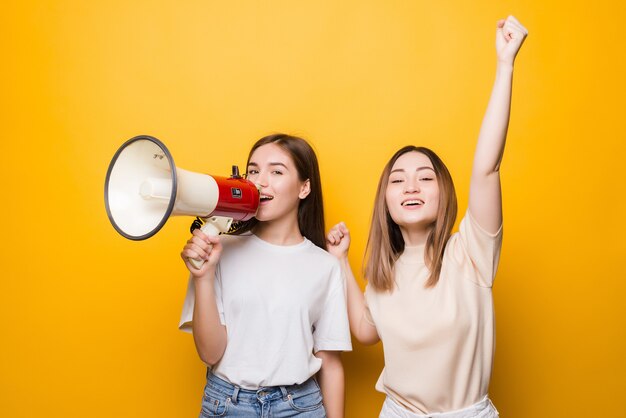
[338,255,351,268]
[496,61,514,73]
[192,267,216,283]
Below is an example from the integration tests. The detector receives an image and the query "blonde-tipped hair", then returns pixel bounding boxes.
[364,146,457,291]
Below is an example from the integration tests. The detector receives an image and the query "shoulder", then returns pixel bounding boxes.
[442,209,503,286]
[445,210,503,253]
[286,240,343,289]
[304,240,339,261]
[300,240,342,272]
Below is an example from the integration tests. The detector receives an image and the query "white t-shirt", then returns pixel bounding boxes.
[365,210,502,413]
[179,233,352,389]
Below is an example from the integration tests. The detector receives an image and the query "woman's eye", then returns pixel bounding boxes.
[272,170,283,175]
[247,169,259,175]
[390,179,403,184]
[420,177,434,181]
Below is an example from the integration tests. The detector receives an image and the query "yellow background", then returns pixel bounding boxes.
[2,1,625,417]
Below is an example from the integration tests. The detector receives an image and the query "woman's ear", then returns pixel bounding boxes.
[299,179,311,199]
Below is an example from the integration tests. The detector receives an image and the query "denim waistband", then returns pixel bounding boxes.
[205,370,320,405]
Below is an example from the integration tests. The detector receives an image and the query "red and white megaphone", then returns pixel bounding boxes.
[104,135,259,268]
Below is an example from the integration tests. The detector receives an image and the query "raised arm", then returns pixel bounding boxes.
[469,16,528,233]
[327,223,380,345]
[180,230,228,366]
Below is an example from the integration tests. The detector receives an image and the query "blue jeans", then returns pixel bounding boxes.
[199,371,327,418]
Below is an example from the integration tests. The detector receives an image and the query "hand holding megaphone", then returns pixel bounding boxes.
[104,135,260,269]
[181,229,223,274]
[184,217,234,269]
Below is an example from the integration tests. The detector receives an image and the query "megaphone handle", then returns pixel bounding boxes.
[188,217,233,270]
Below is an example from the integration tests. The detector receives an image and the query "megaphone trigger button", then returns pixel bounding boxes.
[190,217,204,233]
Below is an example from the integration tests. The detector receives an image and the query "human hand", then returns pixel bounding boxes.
[326,222,351,259]
[496,15,528,66]
[180,229,223,278]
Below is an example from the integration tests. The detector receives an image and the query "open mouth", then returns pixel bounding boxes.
[401,199,424,207]
[260,194,274,202]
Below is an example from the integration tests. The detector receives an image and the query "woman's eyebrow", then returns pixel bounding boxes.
[390,166,434,174]
[247,162,289,169]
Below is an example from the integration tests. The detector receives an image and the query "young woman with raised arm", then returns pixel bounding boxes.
[327,16,527,418]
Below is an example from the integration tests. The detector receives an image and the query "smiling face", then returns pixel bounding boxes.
[385,151,440,233]
[246,143,311,224]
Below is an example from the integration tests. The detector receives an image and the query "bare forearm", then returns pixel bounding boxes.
[473,63,514,176]
[469,15,527,232]
[192,276,227,366]
[339,257,380,345]
[326,223,379,344]
[468,64,514,231]
[316,353,345,418]
[340,258,366,330]
[473,14,528,177]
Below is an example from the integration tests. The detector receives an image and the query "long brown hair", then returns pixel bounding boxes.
[231,133,326,249]
[364,146,457,291]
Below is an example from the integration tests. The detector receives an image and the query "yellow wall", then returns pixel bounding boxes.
[2,1,625,417]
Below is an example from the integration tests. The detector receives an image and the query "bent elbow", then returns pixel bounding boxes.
[200,351,224,367]
[352,323,380,346]
[352,331,380,346]
[357,334,380,346]
[197,343,226,367]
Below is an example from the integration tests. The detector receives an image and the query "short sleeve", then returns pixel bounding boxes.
[178,268,226,333]
[363,284,377,326]
[449,209,503,288]
[312,264,352,353]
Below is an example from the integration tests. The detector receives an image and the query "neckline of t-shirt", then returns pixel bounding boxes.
[249,233,312,252]
[398,244,426,265]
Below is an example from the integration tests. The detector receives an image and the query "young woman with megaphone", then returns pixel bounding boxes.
[179,134,351,418]
[326,16,528,418]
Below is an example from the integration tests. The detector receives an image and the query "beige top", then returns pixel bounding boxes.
[365,211,503,414]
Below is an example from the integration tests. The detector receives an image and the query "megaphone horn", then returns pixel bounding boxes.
[104,135,260,267]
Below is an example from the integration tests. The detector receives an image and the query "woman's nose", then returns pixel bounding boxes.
[403,179,420,193]
[255,171,268,187]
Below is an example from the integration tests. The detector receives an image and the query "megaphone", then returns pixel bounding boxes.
[104,135,259,268]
